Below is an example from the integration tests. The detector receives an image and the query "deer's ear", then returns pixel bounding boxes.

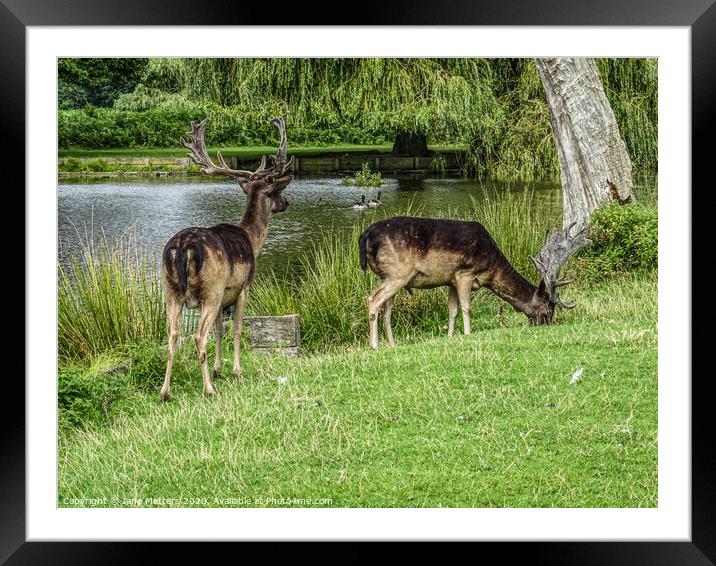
[266,175,293,195]
[238,177,250,194]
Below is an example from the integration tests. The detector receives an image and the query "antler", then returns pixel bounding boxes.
[180,117,295,180]
[180,118,254,178]
[530,222,592,309]
[258,116,295,180]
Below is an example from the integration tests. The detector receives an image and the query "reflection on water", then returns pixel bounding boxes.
[58,172,657,275]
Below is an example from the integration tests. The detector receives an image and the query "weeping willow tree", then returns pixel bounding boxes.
[101,57,658,178]
[162,58,505,155]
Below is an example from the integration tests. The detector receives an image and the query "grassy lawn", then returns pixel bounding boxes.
[58,144,464,159]
[58,273,657,508]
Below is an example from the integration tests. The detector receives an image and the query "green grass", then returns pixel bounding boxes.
[58,157,204,174]
[59,143,465,160]
[58,272,657,508]
[57,190,657,507]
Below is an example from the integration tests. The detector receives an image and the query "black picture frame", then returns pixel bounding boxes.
[8,0,713,562]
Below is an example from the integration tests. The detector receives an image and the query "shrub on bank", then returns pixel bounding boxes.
[58,361,129,431]
[580,202,658,278]
[58,233,167,361]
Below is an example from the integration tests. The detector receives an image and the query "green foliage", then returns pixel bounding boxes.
[58,58,658,179]
[58,357,129,431]
[181,58,500,142]
[580,202,658,278]
[58,58,147,109]
[58,157,200,173]
[463,60,556,180]
[463,59,657,179]
[59,99,388,148]
[597,59,658,171]
[59,106,206,148]
[140,58,187,92]
[341,163,383,187]
[430,152,447,176]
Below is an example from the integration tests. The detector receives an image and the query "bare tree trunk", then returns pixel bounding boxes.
[535,58,635,228]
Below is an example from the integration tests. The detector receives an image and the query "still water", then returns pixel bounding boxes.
[57,173,656,275]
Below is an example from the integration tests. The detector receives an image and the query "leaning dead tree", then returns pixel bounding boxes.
[535,58,636,228]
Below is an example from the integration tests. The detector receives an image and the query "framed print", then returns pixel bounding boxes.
[9,0,714,562]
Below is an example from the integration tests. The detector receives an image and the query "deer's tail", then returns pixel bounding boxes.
[164,240,204,295]
[358,229,369,271]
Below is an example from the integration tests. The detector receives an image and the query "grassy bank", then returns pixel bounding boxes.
[58,272,657,508]
[58,195,656,360]
[59,143,399,159]
[57,192,657,507]
[58,144,463,175]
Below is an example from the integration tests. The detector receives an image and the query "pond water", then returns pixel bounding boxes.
[58,173,656,275]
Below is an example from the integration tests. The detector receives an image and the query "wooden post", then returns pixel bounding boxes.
[243,314,301,357]
[183,311,302,357]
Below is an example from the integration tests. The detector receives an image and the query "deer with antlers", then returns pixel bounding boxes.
[358,217,591,349]
[160,117,295,401]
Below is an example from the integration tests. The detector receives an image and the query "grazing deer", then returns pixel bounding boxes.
[358,216,591,349]
[160,117,295,401]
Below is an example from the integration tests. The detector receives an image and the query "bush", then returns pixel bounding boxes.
[58,58,147,109]
[341,163,383,187]
[58,360,129,431]
[581,202,658,277]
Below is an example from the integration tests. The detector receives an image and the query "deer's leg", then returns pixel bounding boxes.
[195,300,222,397]
[455,276,473,335]
[447,286,459,337]
[368,280,403,350]
[160,294,184,402]
[232,286,249,379]
[383,295,396,347]
[213,310,223,378]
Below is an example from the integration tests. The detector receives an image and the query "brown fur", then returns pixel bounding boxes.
[359,216,555,349]
[160,175,292,401]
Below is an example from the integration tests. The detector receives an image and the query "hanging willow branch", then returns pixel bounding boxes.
[132,57,657,176]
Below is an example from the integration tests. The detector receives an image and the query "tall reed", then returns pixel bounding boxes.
[57,192,567,360]
[469,188,562,278]
[58,231,166,361]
